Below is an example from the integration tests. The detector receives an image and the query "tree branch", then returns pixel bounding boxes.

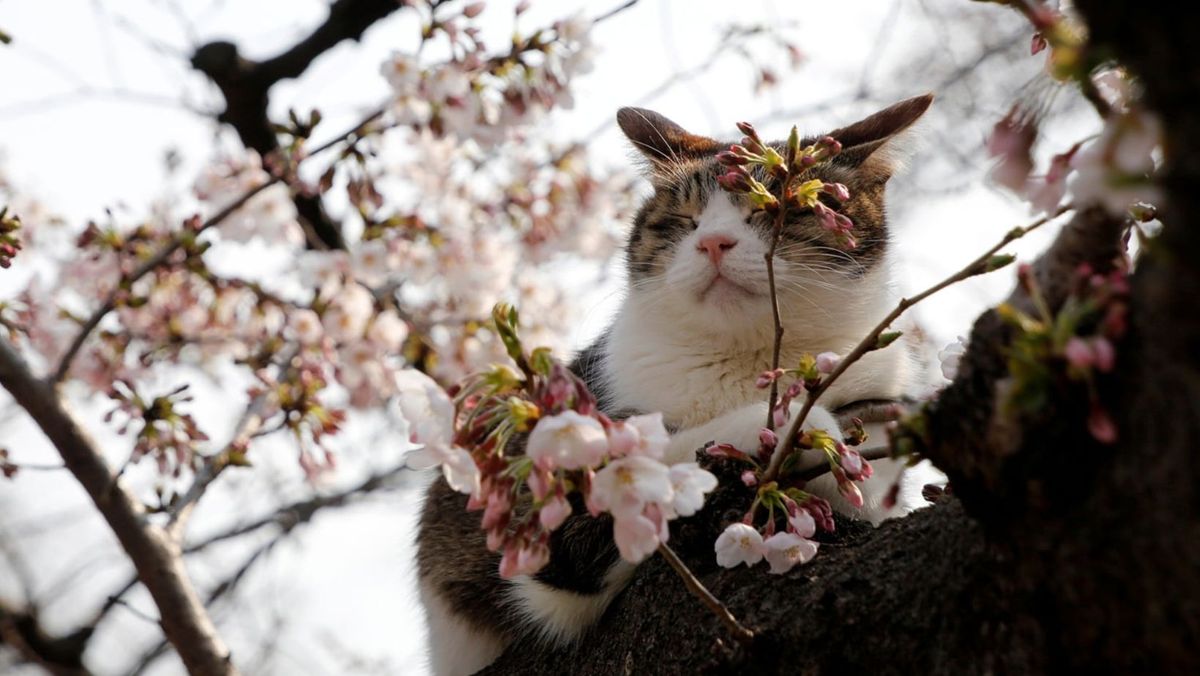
[50,107,385,384]
[0,341,236,676]
[190,0,403,250]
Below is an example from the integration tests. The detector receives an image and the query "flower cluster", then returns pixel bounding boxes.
[400,305,718,578]
[104,381,209,477]
[381,3,594,143]
[0,206,20,268]
[987,0,1162,219]
[716,122,855,249]
[705,350,879,575]
[998,259,1130,444]
[1,3,637,488]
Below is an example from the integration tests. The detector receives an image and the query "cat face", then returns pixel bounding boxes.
[616,96,931,330]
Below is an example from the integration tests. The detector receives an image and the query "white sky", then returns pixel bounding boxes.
[0,1,1089,674]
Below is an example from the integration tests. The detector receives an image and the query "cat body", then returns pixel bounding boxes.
[416,95,936,675]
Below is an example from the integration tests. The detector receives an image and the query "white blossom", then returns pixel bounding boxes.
[666,463,718,518]
[938,336,967,381]
[590,455,673,519]
[526,410,608,470]
[762,532,819,574]
[715,523,765,568]
[323,283,375,342]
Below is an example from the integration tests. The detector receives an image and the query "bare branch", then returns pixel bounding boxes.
[0,341,236,675]
[763,205,1071,482]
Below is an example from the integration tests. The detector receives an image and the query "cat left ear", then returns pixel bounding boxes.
[829,93,934,179]
[617,107,721,173]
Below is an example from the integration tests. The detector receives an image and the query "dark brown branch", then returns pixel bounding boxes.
[190,0,402,250]
[0,598,92,676]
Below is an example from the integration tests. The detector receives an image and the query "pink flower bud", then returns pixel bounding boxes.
[736,121,758,139]
[882,482,901,510]
[840,447,863,476]
[1064,336,1096,370]
[486,528,506,552]
[539,493,572,530]
[1031,32,1048,55]
[821,182,850,202]
[1088,404,1118,444]
[741,470,758,488]
[716,150,747,166]
[815,351,841,374]
[499,544,521,578]
[758,428,779,449]
[1091,337,1116,373]
[527,468,552,501]
[756,368,784,389]
[717,169,754,193]
[839,479,864,508]
[463,2,485,18]
[817,136,841,157]
[481,489,512,530]
[517,541,551,575]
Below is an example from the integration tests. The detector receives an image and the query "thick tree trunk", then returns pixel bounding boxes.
[484,3,1200,673]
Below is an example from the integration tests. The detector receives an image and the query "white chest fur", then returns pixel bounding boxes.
[600,270,917,429]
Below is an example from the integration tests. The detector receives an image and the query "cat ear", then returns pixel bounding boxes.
[829,93,934,179]
[617,107,720,173]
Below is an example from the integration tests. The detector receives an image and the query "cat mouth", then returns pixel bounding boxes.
[699,273,758,300]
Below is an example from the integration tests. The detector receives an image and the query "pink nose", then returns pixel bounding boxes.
[697,234,738,265]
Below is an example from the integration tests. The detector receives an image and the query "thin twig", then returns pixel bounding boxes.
[764,177,795,430]
[50,107,385,384]
[166,345,298,539]
[658,543,755,645]
[591,0,640,25]
[762,205,1071,482]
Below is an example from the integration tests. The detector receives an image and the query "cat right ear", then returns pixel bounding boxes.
[617,107,720,174]
[828,93,934,180]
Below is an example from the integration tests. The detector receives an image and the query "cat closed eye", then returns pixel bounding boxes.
[667,212,698,229]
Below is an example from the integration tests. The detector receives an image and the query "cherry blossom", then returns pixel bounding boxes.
[938,336,967,381]
[666,463,719,518]
[715,523,765,568]
[762,532,819,574]
[589,456,673,519]
[538,493,572,530]
[526,410,609,470]
[612,512,662,563]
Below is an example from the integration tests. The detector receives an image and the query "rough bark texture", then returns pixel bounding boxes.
[484,3,1200,673]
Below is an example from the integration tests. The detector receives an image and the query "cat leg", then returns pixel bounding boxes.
[505,560,637,647]
[418,578,508,676]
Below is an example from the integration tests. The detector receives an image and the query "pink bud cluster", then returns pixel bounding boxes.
[406,306,718,579]
[0,206,20,268]
[986,72,1161,218]
[999,257,1131,446]
[708,349,879,574]
[715,123,856,249]
[755,350,842,429]
[104,381,209,478]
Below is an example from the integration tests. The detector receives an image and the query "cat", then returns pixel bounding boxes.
[416,94,936,675]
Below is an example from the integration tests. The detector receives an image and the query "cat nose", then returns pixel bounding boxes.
[697,234,738,265]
